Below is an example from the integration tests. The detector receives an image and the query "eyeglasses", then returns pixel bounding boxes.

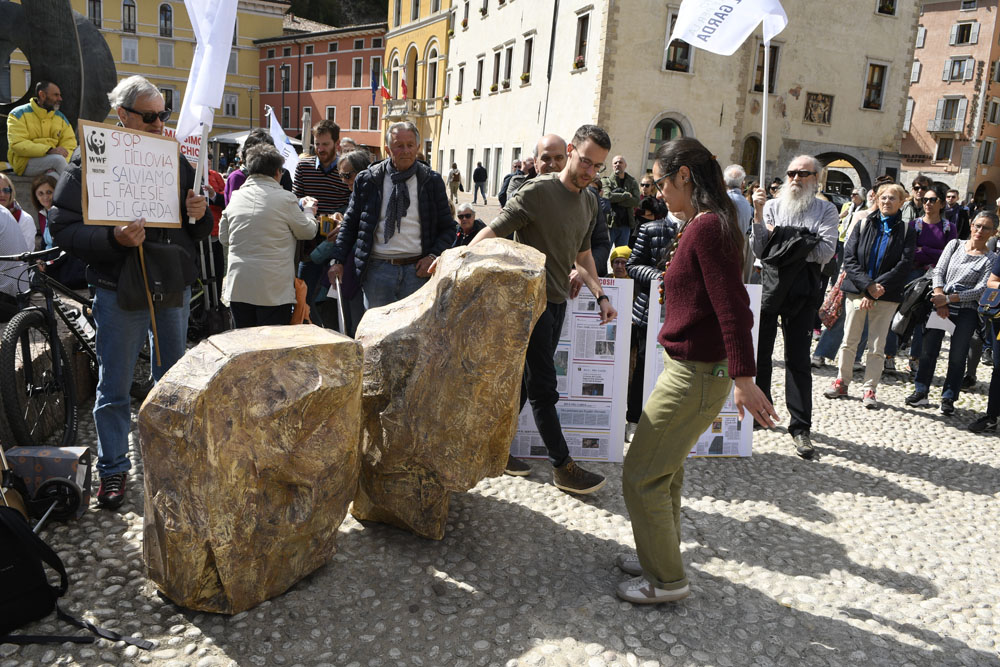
[973,223,995,232]
[911,185,927,192]
[0,188,11,194]
[122,106,172,123]
[786,170,816,179]
[922,197,939,203]
[577,155,606,174]
[640,182,655,188]
[338,171,356,180]
[457,213,474,219]
[653,170,677,189]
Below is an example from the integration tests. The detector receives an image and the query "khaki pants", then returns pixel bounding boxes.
[449,181,460,203]
[836,294,899,391]
[623,353,732,589]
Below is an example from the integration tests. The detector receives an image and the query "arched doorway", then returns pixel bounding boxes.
[740,135,761,182]
[974,180,997,207]
[816,151,872,192]
[405,46,418,99]
[643,113,693,173]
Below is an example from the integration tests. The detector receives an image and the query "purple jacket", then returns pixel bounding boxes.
[909,217,957,270]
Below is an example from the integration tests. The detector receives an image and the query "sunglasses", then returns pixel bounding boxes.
[911,185,927,191]
[458,213,474,219]
[0,188,11,194]
[922,196,939,203]
[786,170,816,179]
[640,182,655,187]
[122,106,172,123]
[338,171,356,180]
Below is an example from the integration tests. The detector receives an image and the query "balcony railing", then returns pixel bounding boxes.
[927,117,964,133]
[384,98,444,119]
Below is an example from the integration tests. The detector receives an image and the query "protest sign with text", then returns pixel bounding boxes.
[79,120,181,228]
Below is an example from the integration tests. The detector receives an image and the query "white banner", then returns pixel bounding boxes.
[265,105,301,177]
[176,0,239,141]
[512,278,633,463]
[667,0,788,56]
[644,281,762,457]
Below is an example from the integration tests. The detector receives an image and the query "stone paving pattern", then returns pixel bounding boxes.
[2,192,999,666]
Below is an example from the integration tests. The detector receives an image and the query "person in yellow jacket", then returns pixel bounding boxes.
[6,81,77,176]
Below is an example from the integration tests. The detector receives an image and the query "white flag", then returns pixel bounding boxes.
[667,0,788,56]
[265,105,301,177]
[175,0,239,141]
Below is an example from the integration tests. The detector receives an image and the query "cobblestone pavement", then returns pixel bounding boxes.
[4,313,1000,666]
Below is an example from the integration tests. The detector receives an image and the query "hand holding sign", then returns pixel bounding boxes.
[114,217,147,247]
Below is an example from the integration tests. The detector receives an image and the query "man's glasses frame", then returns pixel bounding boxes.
[786,170,816,179]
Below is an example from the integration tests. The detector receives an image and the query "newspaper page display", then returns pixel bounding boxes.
[643,281,762,457]
[511,278,633,463]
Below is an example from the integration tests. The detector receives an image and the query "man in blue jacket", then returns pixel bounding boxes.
[327,121,457,308]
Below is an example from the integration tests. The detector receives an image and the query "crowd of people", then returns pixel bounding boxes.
[7,70,1000,608]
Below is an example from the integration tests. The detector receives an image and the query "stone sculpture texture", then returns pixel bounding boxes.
[138,326,363,614]
[352,238,547,539]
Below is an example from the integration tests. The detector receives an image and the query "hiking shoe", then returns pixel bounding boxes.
[793,433,815,459]
[884,356,896,374]
[968,414,998,433]
[862,389,878,409]
[962,375,976,389]
[616,576,690,604]
[823,378,848,399]
[811,355,826,368]
[905,390,929,407]
[504,455,531,476]
[941,398,955,416]
[553,458,606,494]
[615,553,642,576]
[812,329,822,341]
[96,472,127,510]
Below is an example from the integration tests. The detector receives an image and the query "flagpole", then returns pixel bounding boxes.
[189,121,210,225]
[759,40,770,186]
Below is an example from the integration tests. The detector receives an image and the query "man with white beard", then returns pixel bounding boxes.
[750,156,838,459]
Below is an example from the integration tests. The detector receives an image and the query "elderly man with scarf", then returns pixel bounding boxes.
[328,121,457,308]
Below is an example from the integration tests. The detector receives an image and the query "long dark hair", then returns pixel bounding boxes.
[653,137,743,260]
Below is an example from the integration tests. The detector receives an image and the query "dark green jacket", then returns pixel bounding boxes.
[600,172,640,230]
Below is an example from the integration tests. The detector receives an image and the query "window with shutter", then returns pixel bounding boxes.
[916,26,926,48]
[956,97,968,131]
[965,57,976,80]
[911,61,921,83]
[904,98,914,131]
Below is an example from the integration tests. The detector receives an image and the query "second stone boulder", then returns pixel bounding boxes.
[352,238,546,539]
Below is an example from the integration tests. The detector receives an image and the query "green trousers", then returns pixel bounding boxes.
[622,353,732,589]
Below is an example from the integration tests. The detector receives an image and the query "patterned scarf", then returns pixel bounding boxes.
[383,160,419,243]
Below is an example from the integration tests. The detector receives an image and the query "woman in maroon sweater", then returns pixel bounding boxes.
[617,138,777,604]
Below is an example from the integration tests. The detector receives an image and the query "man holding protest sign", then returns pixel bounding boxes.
[50,75,212,510]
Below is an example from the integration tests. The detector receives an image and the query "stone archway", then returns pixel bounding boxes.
[816,151,872,191]
[973,180,997,207]
[642,112,694,173]
[404,45,418,99]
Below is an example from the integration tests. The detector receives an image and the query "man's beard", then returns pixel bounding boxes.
[38,98,58,112]
[778,180,818,218]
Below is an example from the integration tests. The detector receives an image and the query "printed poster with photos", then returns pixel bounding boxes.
[511,277,633,463]
[643,281,762,458]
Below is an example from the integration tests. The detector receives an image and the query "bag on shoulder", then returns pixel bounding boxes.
[290,277,311,325]
[0,506,153,647]
[978,287,1000,319]
[117,240,193,311]
[817,271,847,328]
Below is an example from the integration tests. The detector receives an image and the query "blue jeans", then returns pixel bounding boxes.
[987,320,1000,416]
[362,258,427,309]
[92,286,191,477]
[473,182,487,203]
[609,226,630,248]
[915,308,979,399]
[814,312,866,363]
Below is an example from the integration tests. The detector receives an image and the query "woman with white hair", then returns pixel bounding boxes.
[454,203,486,246]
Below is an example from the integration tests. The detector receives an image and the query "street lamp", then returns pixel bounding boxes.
[280,65,290,128]
[247,85,258,129]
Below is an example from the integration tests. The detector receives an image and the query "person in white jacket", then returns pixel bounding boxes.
[220,144,318,328]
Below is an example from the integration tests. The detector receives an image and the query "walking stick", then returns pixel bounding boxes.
[335,277,346,334]
[138,245,162,366]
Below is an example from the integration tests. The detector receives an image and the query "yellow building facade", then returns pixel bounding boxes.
[383,0,452,167]
[7,0,286,139]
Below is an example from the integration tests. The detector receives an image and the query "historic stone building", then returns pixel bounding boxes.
[438,0,919,193]
[901,0,1000,203]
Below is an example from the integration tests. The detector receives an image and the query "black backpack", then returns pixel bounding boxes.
[0,507,151,648]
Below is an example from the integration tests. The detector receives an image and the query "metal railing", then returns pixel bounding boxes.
[927,117,964,132]
[384,98,444,118]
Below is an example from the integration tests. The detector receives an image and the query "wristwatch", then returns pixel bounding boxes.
[596,295,610,305]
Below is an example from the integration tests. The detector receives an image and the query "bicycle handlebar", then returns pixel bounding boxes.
[0,247,64,263]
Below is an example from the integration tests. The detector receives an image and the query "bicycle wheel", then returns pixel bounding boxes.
[0,308,78,448]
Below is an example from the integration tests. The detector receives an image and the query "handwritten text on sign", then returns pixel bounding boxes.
[80,120,181,228]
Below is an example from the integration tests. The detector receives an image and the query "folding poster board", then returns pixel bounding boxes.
[643,281,762,457]
[78,119,181,228]
[511,277,633,463]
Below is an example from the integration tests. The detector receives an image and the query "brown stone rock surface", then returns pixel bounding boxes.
[352,238,546,539]
[137,326,363,614]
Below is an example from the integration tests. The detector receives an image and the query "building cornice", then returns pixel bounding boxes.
[384,13,449,40]
[254,22,388,46]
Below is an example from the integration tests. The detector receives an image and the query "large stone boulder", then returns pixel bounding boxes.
[137,326,363,614]
[352,238,546,539]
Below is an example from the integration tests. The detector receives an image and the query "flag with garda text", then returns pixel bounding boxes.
[667,0,787,56]
[176,0,239,141]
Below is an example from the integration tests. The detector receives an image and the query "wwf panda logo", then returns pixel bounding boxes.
[86,131,106,156]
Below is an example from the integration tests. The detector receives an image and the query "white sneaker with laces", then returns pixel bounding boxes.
[615,553,642,576]
[616,576,690,604]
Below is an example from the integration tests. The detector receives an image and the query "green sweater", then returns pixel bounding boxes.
[489,173,597,303]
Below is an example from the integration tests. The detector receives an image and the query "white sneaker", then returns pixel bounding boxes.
[615,553,642,576]
[616,576,690,604]
[624,422,637,443]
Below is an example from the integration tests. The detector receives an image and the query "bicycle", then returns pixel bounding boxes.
[0,247,153,449]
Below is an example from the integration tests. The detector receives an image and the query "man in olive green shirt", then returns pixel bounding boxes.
[467,125,617,495]
[601,155,641,247]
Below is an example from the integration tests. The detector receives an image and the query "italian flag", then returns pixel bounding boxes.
[381,69,391,100]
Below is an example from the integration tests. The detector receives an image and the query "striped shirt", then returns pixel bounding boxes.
[292,155,351,214]
[933,238,995,308]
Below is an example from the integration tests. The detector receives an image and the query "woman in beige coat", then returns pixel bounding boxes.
[220,144,318,328]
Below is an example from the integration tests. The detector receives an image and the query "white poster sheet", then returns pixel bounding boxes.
[79,120,181,228]
[643,281,762,457]
[511,278,633,463]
